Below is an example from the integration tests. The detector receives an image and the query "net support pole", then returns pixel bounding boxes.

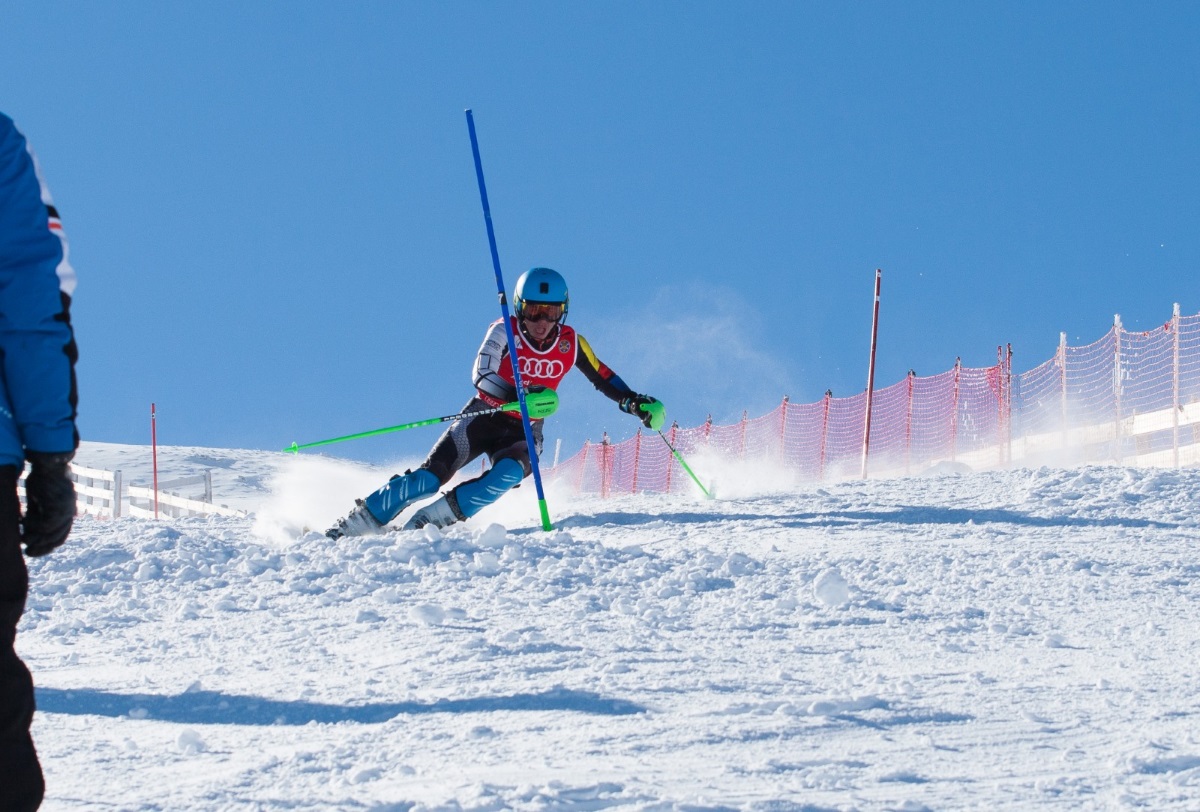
[819,390,831,482]
[1173,303,1181,468]
[1006,344,1014,466]
[465,109,553,530]
[905,371,915,476]
[951,357,961,463]
[997,346,1005,466]
[1060,331,1069,452]
[861,269,882,479]
[151,403,159,520]
[665,424,676,493]
[778,395,789,465]
[1113,313,1123,464]
[631,429,641,494]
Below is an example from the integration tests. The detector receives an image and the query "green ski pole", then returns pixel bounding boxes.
[657,428,713,499]
[285,389,558,454]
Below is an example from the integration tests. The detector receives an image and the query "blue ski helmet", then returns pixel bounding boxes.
[514,267,569,321]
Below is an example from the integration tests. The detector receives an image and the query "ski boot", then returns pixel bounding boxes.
[325,499,383,540]
[403,494,465,531]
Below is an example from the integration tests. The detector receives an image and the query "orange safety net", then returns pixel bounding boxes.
[548,306,1200,495]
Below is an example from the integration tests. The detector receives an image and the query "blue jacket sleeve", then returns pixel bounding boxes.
[0,113,79,466]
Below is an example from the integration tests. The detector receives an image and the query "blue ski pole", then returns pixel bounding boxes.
[465,109,554,531]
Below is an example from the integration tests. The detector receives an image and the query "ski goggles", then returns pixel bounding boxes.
[520,302,565,323]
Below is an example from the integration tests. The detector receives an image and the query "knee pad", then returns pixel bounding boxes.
[452,457,526,519]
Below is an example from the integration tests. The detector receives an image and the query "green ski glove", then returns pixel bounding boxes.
[520,386,559,419]
[620,394,665,431]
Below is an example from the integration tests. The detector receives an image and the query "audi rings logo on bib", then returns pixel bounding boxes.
[520,357,565,378]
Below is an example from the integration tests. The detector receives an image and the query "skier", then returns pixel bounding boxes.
[327,267,664,538]
[0,112,80,811]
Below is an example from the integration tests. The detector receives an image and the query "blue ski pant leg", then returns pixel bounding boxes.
[358,397,494,525]
[365,397,545,525]
[449,457,526,519]
[437,405,543,520]
[362,468,440,525]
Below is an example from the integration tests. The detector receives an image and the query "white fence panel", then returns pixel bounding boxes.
[126,485,247,519]
[126,470,247,518]
[18,463,248,520]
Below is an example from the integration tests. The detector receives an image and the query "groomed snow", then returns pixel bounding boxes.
[20,442,1200,810]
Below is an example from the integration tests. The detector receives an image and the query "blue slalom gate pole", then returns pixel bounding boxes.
[465,109,554,531]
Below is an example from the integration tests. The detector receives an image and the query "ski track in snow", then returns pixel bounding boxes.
[18,442,1200,810]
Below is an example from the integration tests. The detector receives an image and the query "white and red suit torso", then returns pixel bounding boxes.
[474,317,632,415]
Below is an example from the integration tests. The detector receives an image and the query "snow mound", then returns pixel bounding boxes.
[21,458,1200,809]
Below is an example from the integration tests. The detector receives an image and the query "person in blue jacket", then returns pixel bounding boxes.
[0,112,80,811]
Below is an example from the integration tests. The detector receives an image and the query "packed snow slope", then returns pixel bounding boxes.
[20,442,1200,810]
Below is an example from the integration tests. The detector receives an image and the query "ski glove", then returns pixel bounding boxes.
[619,394,666,431]
[22,451,76,557]
[522,387,560,419]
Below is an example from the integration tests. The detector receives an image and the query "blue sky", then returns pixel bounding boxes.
[3,3,1197,465]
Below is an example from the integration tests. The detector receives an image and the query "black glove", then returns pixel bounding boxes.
[619,393,662,430]
[22,451,76,557]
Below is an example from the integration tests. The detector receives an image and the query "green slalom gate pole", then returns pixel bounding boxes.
[657,429,713,499]
[285,390,559,454]
[466,109,554,531]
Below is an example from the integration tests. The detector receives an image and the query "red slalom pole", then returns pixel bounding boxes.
[861,269,882,479]
[151,403,159,519]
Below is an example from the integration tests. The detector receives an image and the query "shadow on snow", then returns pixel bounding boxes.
[37,686,646,726]
[561,507,1172,532]
[796,506,1174,531]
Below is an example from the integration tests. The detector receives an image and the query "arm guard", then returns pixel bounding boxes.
[473,320,517,403]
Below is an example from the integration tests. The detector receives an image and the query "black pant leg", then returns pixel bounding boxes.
[487,416,544,475]
[0,467,44,812]
[422,398,547,482]
[421,398,503,484]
